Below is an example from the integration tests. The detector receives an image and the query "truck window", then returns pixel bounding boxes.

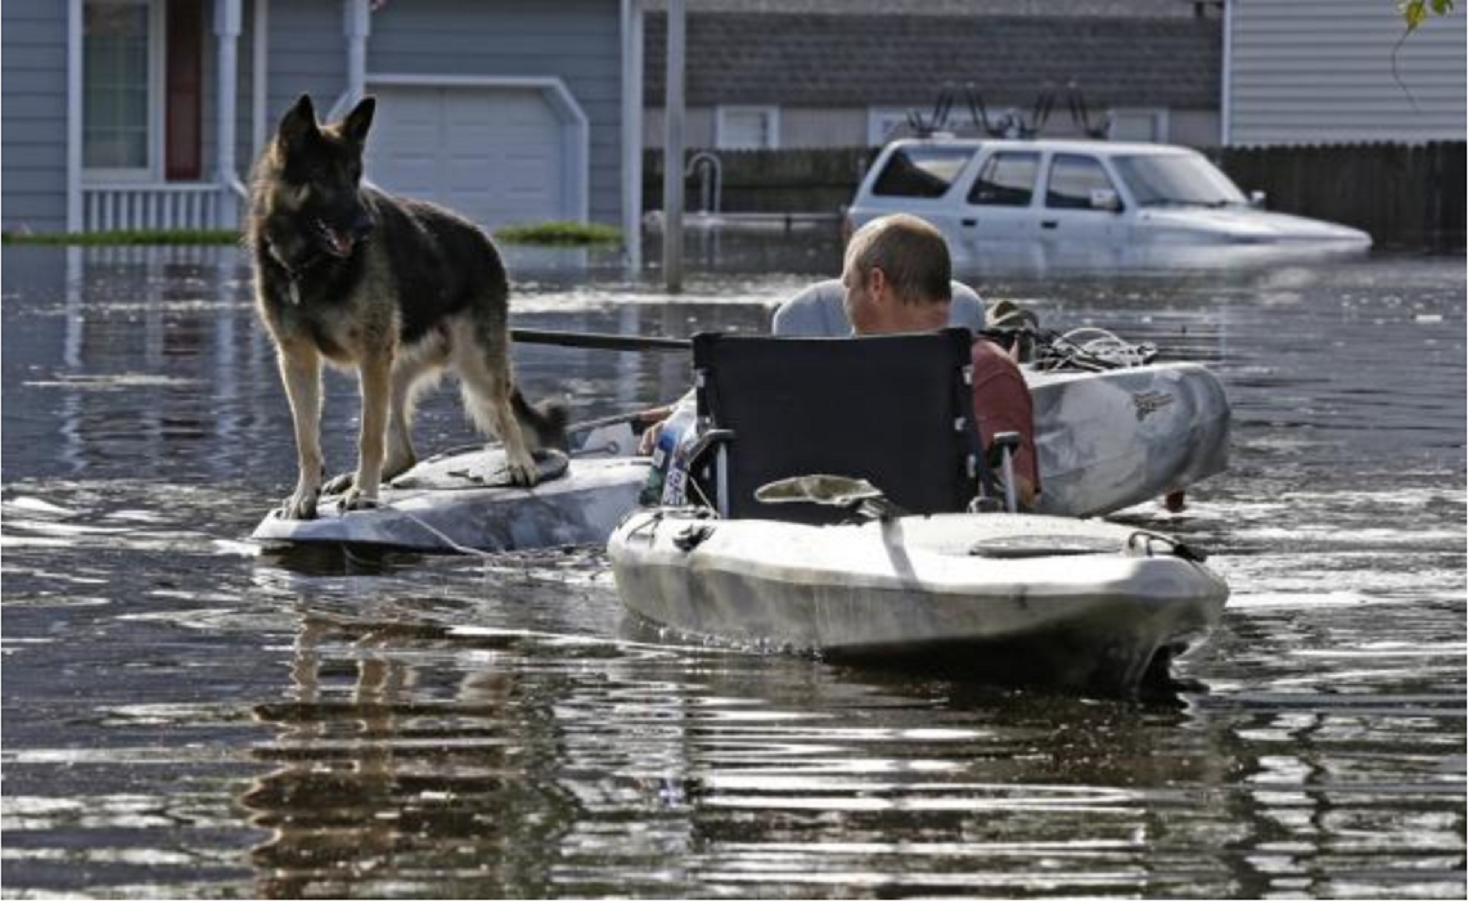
[870,146,976,198]
[967,152,1040,206]
[1045,155,1119,210]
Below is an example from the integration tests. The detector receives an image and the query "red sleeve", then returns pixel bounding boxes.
[970,339,1039,490]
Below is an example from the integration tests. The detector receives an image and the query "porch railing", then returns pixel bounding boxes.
[82,182,242,232]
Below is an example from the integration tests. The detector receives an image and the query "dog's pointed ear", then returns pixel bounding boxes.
[342,96,376,146]
[276,94,319,150]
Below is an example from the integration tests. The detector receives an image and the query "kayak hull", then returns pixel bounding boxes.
[251,455,650,552]
[610,509,1228,692]
[1030,361,1229,517]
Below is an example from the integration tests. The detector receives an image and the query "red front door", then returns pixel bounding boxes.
[165,0,203,181]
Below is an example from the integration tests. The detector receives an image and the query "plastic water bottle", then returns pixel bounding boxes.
[638,402,697,506]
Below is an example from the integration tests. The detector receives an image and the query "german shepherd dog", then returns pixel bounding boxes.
[250,94,566,519]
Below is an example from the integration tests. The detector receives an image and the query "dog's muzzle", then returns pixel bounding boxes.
[316,215,373,258]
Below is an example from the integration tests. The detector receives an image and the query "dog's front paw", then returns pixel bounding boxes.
[279,487,320,520]
[337,487,380,512]
[321,471,356,496]
[506,458,542,487]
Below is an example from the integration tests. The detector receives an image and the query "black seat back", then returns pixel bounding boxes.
[692,327,981,524]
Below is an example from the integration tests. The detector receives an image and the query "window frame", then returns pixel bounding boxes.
[1106,108,1171,143]
[714,105,781,150]
[965,150,1041,208]
[868,144,979,199]
[81,0,167,183]
[1043,153,1122,212]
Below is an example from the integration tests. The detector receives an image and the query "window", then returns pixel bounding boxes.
[1112,153,1245,208]
[1108,109,1168,143]
[1045,154,1119,210]
[870,146,976,198]
[967,152,1039,206]
[83,0,162,178]
[716,106,780,150]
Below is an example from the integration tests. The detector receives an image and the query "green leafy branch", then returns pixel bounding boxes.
[1400,0,1455,30]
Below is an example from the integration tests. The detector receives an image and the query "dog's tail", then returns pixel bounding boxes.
[511,389,570,452]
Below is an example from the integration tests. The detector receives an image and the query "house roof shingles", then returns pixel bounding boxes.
[645,12,1221,110]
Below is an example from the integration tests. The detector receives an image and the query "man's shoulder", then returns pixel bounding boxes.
[970,335,1013,361]
[772,279,846,336]
[970,337,1024,378]
[784,278,844,305]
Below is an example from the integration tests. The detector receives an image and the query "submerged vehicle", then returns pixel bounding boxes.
[847,138,1371,270]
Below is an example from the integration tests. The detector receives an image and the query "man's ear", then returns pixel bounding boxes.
[342,96,376,145]
[866,266,888,301]
[277,94,319,150]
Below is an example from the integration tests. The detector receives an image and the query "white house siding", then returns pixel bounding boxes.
[644,108,716,148]
[199,0,263,180]
[644,108,866,149]
[363,0,624,225]
[647,105,1222,149]
[1227,0,1467,145]
[2,0,70,232]
[1166,110,1218,148]
[779,109,866,148]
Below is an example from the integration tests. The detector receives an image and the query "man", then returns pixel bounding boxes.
[839,214,1038,506]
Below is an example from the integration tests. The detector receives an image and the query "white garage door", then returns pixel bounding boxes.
[365,84,573,229]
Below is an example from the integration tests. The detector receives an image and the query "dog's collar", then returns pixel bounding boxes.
[265,239,332,305]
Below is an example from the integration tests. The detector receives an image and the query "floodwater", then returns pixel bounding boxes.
[2,233,1464,899]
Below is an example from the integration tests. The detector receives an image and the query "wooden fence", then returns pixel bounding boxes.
[645,142,1465,250]
[645,147,876,217]
[1216,142,1463,251]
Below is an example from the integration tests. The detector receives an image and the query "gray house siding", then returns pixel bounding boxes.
[1228,0,1467,145]
[364,0,624,225]
[2,0,70,232]
[264,0,349,137]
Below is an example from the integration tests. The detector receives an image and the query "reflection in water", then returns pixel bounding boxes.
[229,588,1467,898]
[1,243,1463,898]
[242,617,576,899]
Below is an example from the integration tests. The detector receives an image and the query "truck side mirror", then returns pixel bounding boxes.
[1248,190,1268,209]
[1089,188,1122,213]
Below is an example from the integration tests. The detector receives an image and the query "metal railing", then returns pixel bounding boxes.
[82,182,241,232]
[685,151,722,215]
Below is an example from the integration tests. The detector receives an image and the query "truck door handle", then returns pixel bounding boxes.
[1041,220,1058,230]
[961,218,977,227]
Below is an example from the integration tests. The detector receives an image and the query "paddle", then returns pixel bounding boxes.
[507,328,690,456]
[511,328,691,352]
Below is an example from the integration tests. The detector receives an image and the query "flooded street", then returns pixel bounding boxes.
[2,236,1464,898]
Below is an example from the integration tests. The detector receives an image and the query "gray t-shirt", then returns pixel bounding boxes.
[771,279,986,337]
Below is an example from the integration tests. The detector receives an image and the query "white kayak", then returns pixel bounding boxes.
[1030,360,1228,517]
[249,361,1228,553]
[251,437,650,553]
[610,507,1229,693]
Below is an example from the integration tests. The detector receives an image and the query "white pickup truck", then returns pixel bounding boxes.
[846,138,1371,270]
